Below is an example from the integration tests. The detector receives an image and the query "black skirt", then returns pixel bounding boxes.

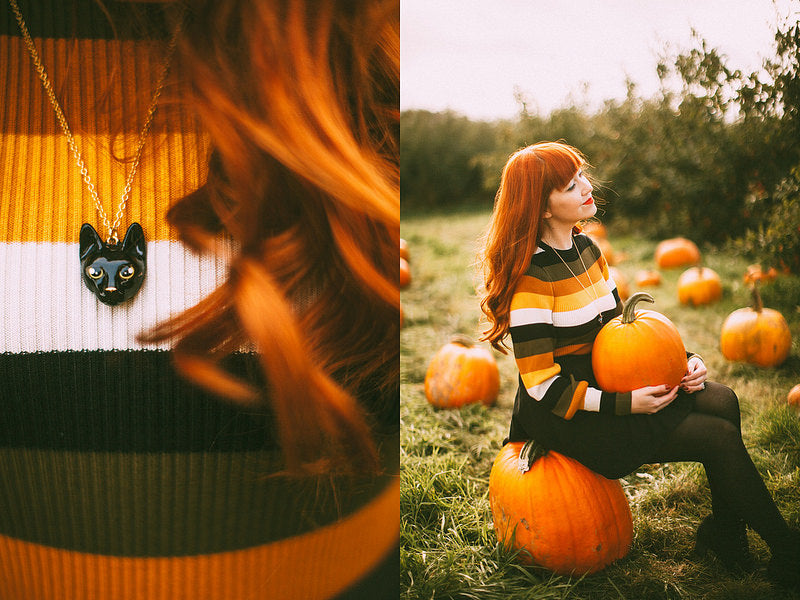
[505,354,694,479]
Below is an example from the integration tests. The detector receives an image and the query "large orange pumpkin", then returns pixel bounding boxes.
[720,286,791,367]
[655,237,700,269]
[489,440,633,575]
[424,337,499,408]
[592,292,687,392]
[677,266,722,306]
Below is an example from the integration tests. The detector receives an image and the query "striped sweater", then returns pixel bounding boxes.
[509,233,630,419]
[0,2,398,599]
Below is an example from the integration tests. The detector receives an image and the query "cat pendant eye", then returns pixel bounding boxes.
[79,223,147,306]
[86,266,104,280]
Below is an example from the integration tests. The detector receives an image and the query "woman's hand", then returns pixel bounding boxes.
[680,356,707,393]
[630,384,679,414]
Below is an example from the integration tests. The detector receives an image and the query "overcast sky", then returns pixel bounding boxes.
[401,0,797,120]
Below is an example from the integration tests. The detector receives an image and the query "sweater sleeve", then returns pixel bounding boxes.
[509,266,630,421]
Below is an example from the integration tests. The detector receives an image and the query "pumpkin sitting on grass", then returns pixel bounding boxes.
[400,257,411,288]
[400,237,410,261]
[720,285,791,368]
[635,269,661,287]
[655,237,700,269]
[489,440,633,575]
[424,336,499,408]
[677,266,722,306]
[743,264,777,286]
[608,266,629,301]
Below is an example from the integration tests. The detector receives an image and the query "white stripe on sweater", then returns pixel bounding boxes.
[551,293,618,328]
[0,241,234,353]
[510,290,617,329]
[525,373,559,401]
[509,307,552,327]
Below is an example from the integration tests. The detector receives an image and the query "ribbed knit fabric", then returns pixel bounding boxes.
[0,2,399,598]
[509,234,625,419]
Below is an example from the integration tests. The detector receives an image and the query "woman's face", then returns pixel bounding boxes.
[544,168,595,226]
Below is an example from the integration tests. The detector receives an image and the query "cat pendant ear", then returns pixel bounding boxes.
[79,222,147,306]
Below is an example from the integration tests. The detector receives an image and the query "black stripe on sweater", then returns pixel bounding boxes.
[509,322,553,344]
[0,347,399,555]
[0,350,277,452]
[1,0,173,40]
[0,444,398,556]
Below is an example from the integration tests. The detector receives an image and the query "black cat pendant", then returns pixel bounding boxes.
[79,223,147,306]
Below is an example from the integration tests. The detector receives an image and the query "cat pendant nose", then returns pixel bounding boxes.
[106,287,118,292]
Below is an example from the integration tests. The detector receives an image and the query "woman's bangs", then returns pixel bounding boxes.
[543,145,583,190]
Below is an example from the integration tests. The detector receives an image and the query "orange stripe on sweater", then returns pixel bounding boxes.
[554,343,593,357]
[0,478,399,600]
[0,36,209,243]
[0,132,208,242]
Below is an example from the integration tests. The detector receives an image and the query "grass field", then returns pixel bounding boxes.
[400,208,800,600]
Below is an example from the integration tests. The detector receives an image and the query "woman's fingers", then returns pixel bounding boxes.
[659,385,679,405]
[681,357,707,391]
[641,384,676,396]
[683,381,706,393]
[681,369,707,390]
[631,384,679,414]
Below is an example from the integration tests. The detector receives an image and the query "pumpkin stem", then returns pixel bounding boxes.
[449,335,474,348]
[517,439,548,473]
[622,291,654,324]
[750,282,764,313]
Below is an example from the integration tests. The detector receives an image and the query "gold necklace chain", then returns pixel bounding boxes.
[8,0,179,244]
[545,238,604,322]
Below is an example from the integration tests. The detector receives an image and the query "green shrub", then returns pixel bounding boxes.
[733,168,800,274]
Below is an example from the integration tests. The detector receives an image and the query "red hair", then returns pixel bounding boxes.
[479,141,585,352]
[141,0,399,475]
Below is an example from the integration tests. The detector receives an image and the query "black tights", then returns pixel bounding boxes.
[650,381,790,550]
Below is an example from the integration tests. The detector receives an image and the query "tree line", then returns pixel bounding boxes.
[401,19,800,273]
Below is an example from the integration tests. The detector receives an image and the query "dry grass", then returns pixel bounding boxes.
[401,208,800,600]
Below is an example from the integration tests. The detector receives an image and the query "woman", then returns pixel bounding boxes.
[479,141,798,589]
[0,1,398,598]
